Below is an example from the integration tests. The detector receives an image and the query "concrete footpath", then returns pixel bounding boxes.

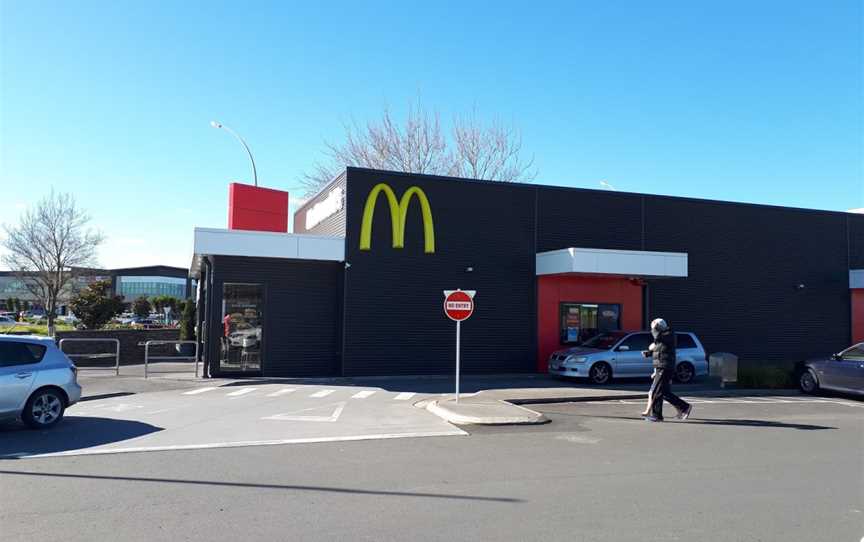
[416,383,799,425]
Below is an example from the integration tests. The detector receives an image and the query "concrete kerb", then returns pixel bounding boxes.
[426,398,549,426]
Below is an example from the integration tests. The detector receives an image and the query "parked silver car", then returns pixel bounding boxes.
[548,330,708,384]
[799,343,864,396]
[0,335,82,428]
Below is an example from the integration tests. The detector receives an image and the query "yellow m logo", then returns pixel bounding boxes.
[359,183,435,254]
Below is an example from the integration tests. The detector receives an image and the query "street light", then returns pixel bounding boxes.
[210,120,258,187]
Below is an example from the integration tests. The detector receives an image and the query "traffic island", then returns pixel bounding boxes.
[425,397,549,425]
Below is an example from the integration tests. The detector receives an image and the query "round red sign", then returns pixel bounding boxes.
[444,290,474,321]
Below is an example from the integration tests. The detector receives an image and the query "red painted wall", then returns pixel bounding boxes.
[228,183,289,233]
[853,289,864,344]
[537,275,643,372]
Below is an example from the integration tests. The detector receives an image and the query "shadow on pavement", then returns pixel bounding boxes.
[0,417,163,459]
[574,414,835,431]
[0,470,522,502]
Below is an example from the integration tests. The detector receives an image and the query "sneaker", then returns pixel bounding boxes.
[642,415,663,422]
[675,405,692,420]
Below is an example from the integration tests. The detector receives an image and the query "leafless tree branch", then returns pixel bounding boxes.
[1,190,104,335]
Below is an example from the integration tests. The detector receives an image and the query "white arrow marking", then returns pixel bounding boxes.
[263,402,346,422]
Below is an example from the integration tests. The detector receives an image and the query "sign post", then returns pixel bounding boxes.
[443,289,475,403]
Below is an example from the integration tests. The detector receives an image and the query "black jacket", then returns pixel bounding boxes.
[651,329,677,370]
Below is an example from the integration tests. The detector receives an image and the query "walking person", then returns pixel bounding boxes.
[641,318,692,422]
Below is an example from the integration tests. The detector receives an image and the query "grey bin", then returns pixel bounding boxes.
[709,352,739,388]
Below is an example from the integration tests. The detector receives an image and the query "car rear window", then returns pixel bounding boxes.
[0,341,47,367]
[676,334,697,349]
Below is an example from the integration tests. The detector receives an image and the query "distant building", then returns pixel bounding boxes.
[0,265,192,312]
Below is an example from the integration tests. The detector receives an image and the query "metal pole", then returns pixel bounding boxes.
[113,339,120,376]
[455,319,461,404]
[144,342,149,379]
[219,124,258,187]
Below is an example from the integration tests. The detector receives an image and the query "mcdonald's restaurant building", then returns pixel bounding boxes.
[190,167,864,378]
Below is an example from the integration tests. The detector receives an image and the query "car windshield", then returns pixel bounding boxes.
[581,332,628,350]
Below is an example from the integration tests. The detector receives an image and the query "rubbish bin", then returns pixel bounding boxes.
[709,352,738,388]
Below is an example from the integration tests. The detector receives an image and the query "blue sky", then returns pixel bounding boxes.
[1,1,861,269]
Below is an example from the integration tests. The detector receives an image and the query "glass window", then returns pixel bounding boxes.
[840,345,864,361]
[559,303,622,345]
[0,342,47,367]
[617,333,653,352]
[581,331,629,350]
[676,333,697,349]
[220,283,264,373]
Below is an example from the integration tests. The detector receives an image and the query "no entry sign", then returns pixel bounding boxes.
[443,289,476,403]
[444,290,475,321]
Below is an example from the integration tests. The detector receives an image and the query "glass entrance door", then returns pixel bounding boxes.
[220,283,264,373]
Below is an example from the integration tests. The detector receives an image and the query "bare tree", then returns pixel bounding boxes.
[302,102,536,194]
[2,191,104,336]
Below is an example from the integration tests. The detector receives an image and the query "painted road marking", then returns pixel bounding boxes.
[310,389,335,398]
[9,430,469,458]
[351,390,376,399]
[226,388,257,397]
[263,402,347,422]
[266,388,296,397]
[394,392,416,401]
[183,387,218,395]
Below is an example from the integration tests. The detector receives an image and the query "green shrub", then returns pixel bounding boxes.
[179,299,196,341]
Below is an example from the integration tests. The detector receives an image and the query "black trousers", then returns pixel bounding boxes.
[647,368,690,419]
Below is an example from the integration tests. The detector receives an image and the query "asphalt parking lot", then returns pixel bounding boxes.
[2,393,862,541]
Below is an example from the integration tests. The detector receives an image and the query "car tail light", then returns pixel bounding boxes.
[70,365,78,379]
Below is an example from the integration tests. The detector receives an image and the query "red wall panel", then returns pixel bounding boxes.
[537,275,643,372]
[853,289,864,344]
[228,183,289,233]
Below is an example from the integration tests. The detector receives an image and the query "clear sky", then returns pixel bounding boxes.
[1,1,861,269]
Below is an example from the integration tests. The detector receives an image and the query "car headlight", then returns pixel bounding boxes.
[565,355,588,364]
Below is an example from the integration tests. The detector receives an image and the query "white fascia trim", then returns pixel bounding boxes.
[536,247,688,278]
[190,228,344,277]
[851,269,864,289]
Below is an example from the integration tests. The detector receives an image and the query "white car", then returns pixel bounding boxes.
[548,331,709,385]
[0,316,16,328]
[0,335,82,428]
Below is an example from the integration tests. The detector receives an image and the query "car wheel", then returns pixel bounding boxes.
[799,369,819,394]
[589,362,613,385]
[22,388,66,429]
[675,362,695,384]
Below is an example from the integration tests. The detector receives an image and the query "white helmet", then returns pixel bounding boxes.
[650,318,668,338]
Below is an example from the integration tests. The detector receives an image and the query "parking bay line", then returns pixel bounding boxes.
[310,389,335,398]
[351,390,376,399]
[394,392,416,401]
[226,388,257,397]
[183,387,219,396]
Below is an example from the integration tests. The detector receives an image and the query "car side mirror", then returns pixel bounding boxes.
[830,353,841,361]
[617,345,630,352]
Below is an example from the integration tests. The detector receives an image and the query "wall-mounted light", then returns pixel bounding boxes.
[795,283,806,290]
[465,266,474,273]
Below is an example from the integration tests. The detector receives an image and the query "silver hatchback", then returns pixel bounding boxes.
[548,331,709,385]
[0,335,82,428]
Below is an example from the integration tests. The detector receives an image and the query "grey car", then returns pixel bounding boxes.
[548,330,708,385]
[0,335,82,428]
[799,342,864,396]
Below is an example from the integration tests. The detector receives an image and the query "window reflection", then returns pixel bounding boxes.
[220,283,263,372]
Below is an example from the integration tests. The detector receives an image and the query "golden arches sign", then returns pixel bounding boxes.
[359,183,435,254]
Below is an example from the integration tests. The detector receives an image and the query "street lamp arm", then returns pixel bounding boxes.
[211,121,258,187]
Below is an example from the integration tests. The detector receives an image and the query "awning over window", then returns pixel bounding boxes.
[190,227,344,277]
[536,247,688,278]
[851,269,864,289]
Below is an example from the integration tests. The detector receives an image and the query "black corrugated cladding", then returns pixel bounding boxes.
[206,256,342,377]
[850,213,864,268]
[341,168,536,376]
[645,199,850,367]
[339,167,861,375]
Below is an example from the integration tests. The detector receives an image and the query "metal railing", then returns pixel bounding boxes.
[58,338,121,376]
[144,340,199,378]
